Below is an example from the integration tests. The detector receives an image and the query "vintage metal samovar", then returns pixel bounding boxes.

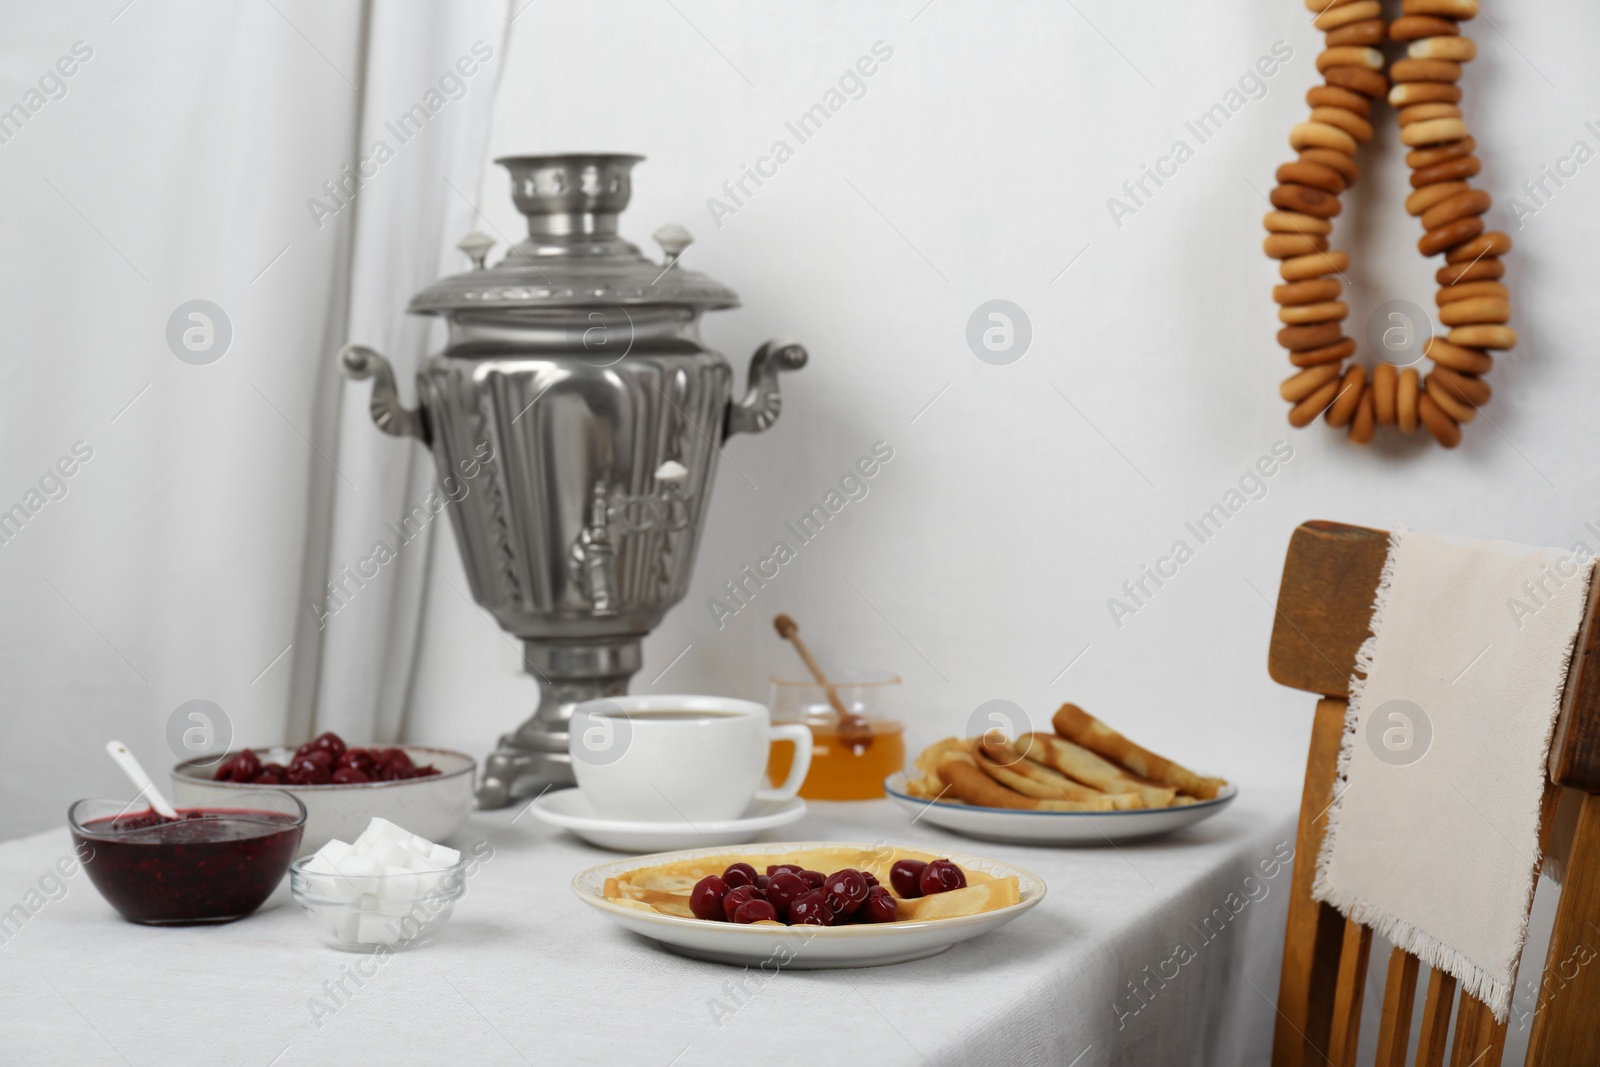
[340,153,805,807]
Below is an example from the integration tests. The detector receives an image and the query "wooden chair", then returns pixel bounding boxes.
[1268,521,1600,1067]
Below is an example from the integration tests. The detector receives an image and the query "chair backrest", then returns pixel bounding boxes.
[1268,521,1600,1067]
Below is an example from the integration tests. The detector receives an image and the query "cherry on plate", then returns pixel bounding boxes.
[798,869,825,890]
[311,731,347,759]
[690,875,729,921]
[861,886,898,924]
[766,863,803,878]
[861,871,880,888]
[722,862,759,889]
[764,872,808,920]
[919,859,967,896]
[787,889,836,926]
[722,885,764,922]
[330,768,369,784]
[732,899,778,924]
[890,859,928,898]
[823,869,868,917]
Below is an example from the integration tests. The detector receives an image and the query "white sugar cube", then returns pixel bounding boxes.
[356,911,411,945]
[327,855,382,897]
[373,843,414,871]
[408,833,436,856]
[429,843,460,868]
[300,872,340,901]
[377,873,421,906]
[353,817,412,855]
[356,893,381,913]
[303,903,355,943]
[316,838,356,865]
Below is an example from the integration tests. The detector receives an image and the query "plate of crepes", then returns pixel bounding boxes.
[574,841,1044,968]
[885,703,1235,845]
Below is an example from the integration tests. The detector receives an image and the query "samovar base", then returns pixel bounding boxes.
[474,637,643,809]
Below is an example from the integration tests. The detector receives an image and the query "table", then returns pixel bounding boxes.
[0,786,1298,1066]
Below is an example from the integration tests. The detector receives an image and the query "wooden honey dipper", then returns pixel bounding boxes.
[773,614,874,753]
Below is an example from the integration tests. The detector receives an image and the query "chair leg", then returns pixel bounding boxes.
[1526,790,1600,1065]
[1274,698,1349,1066]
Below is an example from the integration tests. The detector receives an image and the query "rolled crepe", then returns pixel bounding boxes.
[936,752,1121,811]
[978,735,1143,808]
[1052,703,1227,800]
[1021,732,1177,807]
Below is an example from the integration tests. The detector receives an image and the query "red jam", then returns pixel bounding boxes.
[72,808,302,925]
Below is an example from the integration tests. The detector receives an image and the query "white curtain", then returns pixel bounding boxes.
[0,0,508,838]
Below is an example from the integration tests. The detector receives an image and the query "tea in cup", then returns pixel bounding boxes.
[568,696,813,822]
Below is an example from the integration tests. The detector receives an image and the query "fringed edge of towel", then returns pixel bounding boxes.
[1311,534,1592,1025]
[1312,891,1513,1021]
[1312,527,1401,908]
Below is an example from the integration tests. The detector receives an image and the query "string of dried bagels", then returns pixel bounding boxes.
[1268,0,1512,449]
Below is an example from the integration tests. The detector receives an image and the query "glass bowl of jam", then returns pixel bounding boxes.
[69,791,306,925]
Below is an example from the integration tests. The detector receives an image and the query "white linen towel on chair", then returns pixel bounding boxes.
[1313,529,1594,1020]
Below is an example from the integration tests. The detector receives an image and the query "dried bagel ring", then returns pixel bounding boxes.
[1289,337,1358,368]
[1419,188,1491,230]
[1372,363,1399,425]
[1348,389,1377,444]
[1325,366,1366,428]
[1326,20,1386,47]
[1406,181,1470,216]
[1389,15,1461,41]
[1417,393,1462,448]
[1397,369,1422,433]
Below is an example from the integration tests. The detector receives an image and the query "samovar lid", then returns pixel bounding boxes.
[407,154,739,315]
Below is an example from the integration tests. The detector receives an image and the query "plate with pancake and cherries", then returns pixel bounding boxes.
[885,703,1236,846]
[573,841,1044,968]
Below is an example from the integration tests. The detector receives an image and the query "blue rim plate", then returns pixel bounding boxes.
[883,771,1238,846]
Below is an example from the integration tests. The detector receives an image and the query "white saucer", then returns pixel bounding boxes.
[527,789,808,852]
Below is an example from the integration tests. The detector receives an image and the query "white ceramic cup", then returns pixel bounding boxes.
[568,695,813,823]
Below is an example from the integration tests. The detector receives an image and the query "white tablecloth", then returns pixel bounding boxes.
[0,788,1298,1066]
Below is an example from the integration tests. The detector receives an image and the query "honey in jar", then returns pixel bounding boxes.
[765,674,905,801]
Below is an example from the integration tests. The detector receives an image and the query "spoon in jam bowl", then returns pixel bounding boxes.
[105,740,179,819]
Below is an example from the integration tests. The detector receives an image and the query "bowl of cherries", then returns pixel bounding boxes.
[691,857,967,927]
[171,732,475,855]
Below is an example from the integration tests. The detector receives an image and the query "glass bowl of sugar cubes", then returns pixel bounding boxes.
[290,816,467,951]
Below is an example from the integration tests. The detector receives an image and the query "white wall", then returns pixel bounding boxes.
[408,0,1600,810]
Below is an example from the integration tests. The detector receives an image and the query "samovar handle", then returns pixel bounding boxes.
[338,344,430,444]
[724,339,807,440]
